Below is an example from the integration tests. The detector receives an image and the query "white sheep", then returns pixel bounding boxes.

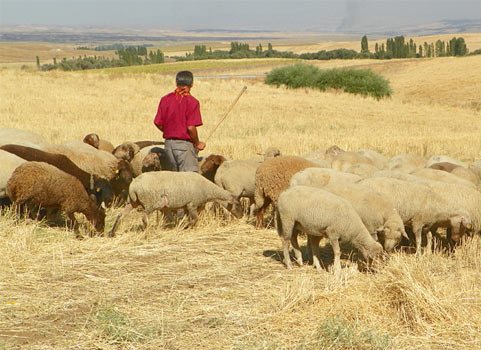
[426,155,466,168]
[387,153,425,173]
[0,128,47,149]
[214,158,263,218]
[450,166,480,186]
[276,186,384,274]
[331,151,374,172]
[344,163,379,178]
[0,150,26,198]
[410,168,476,189]
[290,168,362,188]
[290,179,407,252]
[357,149,388,169]
[109,171,242,236]
[359,177,472,253]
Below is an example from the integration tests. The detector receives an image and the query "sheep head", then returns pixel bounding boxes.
[200,154,226,181]
[83,133,100,149]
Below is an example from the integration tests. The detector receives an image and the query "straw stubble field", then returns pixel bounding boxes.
[0,53,481,349]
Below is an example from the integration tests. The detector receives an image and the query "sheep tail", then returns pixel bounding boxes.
[275,207,283,237]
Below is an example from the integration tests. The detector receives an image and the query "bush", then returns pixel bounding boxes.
[265,64,392,99]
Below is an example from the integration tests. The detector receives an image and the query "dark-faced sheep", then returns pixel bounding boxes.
[6,162,105,234]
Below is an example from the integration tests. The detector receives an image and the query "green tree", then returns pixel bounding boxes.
[361,35,369,53]
[36,56,40,68]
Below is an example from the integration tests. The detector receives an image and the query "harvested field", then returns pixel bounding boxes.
[0,52,481,349]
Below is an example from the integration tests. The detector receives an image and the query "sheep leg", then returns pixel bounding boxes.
[412,221,424,255]
[66,212,82,238]
[277,214,294,269]
[108,203,134,237]
[330,238,342,277]
[256,199,271,229]
[141,211,149,230]
[290,228,303,266]
[309,235,322,272]
[425,228,433,254]
[186,203,198,228]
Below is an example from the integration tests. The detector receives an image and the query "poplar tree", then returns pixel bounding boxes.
[361,35,369,53]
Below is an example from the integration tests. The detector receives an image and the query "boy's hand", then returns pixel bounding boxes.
[195,141,206,151]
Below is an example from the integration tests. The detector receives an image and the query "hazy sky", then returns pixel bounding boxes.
[1,0,481,32]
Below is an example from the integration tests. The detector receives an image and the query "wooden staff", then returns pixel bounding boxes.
[205,86,247,142]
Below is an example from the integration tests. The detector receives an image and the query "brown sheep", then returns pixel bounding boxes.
[83,133,115,153]
[7,162,105,234]
[254,156,317,228]
[112,141,165,162]
[0,144,114,207]
[428,162,460,172]
[200,154,227,182]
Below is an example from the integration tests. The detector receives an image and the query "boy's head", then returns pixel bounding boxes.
[176,71,194,87]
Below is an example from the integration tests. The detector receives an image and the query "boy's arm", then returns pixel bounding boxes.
[153,100,164,131]
[187,126,205,151]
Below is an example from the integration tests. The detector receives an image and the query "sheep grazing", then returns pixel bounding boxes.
[344,163,379,178]
[83,133,115,153]
[359,177,473,253]
[109,171,243,236]
[290,179,407,252]
[410,168,476,189]
[258,147,282,160]
[426,155,466,168]
[357,149,388,170]
[451,167,480,186]
[290,168,362,188]
[387,153,425,173]
[254,156,317,228]
[112,141,165,162]
[213,158,264,218]
[0,144,114,207]
[6,162,105,234]
[331,151,374,172]
[45,141,134,201]
[324,145,345,163]
[0,128,48,149]
[276,186,384,273]
[130,146,168,176]
[429,162,461,173]
[0,150,26,199]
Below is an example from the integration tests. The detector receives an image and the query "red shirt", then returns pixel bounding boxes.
[153,92,203,141]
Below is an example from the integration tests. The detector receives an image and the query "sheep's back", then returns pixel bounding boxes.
[256,156,316,203]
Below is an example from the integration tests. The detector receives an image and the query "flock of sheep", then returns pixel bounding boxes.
[1,127,480,273]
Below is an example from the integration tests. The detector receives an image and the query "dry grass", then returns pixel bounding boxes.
[0,42,117,64]
[0,51,481,349]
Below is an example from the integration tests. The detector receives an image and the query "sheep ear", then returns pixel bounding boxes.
[401,228,409,240]
[115,169,119,174]
[90,175,94,191]
[461,216,473,230]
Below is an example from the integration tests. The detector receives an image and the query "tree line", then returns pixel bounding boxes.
[38,46,165,71]
[363,35,469,58]
[37,36,476,71]
[173,41,297,61]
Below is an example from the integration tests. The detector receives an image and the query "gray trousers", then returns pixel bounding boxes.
[164,139,199,172]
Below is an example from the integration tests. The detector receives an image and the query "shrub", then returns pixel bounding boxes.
[265,64,392,99]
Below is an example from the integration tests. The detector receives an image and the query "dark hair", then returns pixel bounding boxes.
[176,71,194,87]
